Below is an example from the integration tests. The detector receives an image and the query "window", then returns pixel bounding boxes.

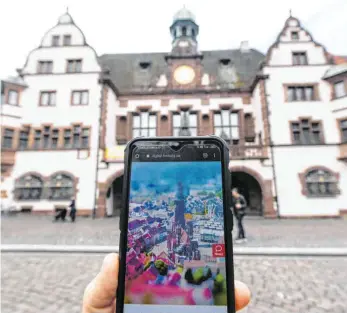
[52,35,60,46]
[19,130,29,150]
[63,129,72,148]
[81,128,90,148]
[15,174,43,200]
[340,119,347,143]
[220,59,231,66]
[2,129,14,149]
[192,29,195,37]
[139,62,151,70]
[33,130,42,149]
[51,129,59,148]
[334,81,346,99]
[214,110,239,143]
[291,119,323,144]
[43,126,51,149]
[73,125,81,148]
[8,90,19,105]
[173,111,197,136]
[37,61,53,74]
[63,35,71,46]
[182,26,187,36]
[292,52,308,65]
[48,173,74,200]
[132,112,157,138]
[40,91,56,106]
[287,86,315,101]
[305,169,338,197]
[71,90,89,105]
[291,31,299,40]
[66,59,82,73]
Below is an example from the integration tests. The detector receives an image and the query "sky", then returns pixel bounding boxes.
[1,0,346,77]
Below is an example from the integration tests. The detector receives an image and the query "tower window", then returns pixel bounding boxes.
[63,35,71,46]
[182,26,187,36]
[192,29,195,37]
[52,35,60,46]
[220,59,231,66]
[139,62,151,70]
[291,31,299,40]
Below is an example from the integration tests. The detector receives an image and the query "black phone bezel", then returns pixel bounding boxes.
[116,136,235,313]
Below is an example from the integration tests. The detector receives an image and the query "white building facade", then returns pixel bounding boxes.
[1,10,346,218]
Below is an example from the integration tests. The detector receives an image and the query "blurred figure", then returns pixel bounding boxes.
[54,208,67,222]
[69,198,77,222]
[232,188,247,243]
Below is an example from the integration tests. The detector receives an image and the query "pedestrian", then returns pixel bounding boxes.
[232,188,247,243]
[69,197,77,222]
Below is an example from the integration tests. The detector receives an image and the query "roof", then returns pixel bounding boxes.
[323,63,347,79]
[98,49,265,95]
[1,76,27,87]
[173,7,196,22]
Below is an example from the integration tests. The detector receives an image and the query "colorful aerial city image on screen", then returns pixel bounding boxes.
[124,161,227,306]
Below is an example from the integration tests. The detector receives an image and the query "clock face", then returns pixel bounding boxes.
[174,65,195,85]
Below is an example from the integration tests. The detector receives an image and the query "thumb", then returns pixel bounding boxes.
[83,253,119,312]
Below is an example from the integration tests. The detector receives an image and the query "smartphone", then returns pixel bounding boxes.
[117,136,235,313]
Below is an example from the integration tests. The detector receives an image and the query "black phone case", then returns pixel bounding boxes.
[116,136,235,313]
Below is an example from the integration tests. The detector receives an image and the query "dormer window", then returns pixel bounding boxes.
[139,62,151,70]
[220,59,231,66]
[63,35,71,46]
[292,52,308,65]
[291,31,299,40]
[52,35,60,47]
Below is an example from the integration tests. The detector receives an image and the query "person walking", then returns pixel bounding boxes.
[69,198,77,222]
[232,188,247,243]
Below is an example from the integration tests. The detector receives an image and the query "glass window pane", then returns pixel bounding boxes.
[76,61,82,72]
[133,116,140,128]
[334,81,346,98]
[81,91,88,104]
[296,88,304,101]
[173,114,181,127]
[230,113,238,126]
[305,87,313,100]
[133,129,140,138]
[149,114,156,128]
[232,127,239,139]
[149,129,156,137]
[302,129,310,144]
[221,110,229,126]
[141,129,149,137]
[8,91,18,105]
[190,128,197,136]
[222,127,230,139]
[189,113,197,127]
[50,93,56,105]
[214,127,221,136]
[72,92,80,105]
[214,113,221,126]
[41,93,48,105]
[288,87,295,101]
[173,129,180,136]
[141,112,149,128]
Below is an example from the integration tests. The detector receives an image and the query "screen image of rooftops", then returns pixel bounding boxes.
[124,161,228,307]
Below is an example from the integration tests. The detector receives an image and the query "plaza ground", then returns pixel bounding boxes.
[2,215,347,313]
[1,254,346,313]
[2,215,347,247]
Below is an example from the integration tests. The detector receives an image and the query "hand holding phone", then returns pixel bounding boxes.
[116,137,236,313]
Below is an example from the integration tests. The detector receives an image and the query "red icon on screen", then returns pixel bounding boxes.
[212,244,225,257]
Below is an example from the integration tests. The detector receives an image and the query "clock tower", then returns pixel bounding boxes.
[167,7,203,88]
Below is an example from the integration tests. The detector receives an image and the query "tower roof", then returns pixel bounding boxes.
[58,11,74,25]
[173,6,196,22]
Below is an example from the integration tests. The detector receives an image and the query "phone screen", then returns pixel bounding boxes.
[123,142,229,313]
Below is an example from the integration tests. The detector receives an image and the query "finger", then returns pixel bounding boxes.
[235,280,251,311]
[83,253,119,310]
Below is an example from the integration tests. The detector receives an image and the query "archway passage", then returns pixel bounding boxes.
[106,175,123,217]
[231,171,263,216]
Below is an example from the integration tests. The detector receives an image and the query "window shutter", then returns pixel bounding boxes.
[116,116,127,144]
[244,113,255,142]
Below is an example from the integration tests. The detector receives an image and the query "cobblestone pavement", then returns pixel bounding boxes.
[2,215,347,247]
[2,254,346,313]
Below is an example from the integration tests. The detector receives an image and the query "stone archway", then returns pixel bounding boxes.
[97,167,124,217]
[229,166,276,218]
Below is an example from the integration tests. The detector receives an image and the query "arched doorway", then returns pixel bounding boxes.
[231,171,263,216]
[106,175,123,217]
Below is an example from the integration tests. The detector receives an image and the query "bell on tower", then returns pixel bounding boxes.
[170,6,200,56]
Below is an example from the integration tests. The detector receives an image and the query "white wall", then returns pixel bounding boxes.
[273,146,346,216]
